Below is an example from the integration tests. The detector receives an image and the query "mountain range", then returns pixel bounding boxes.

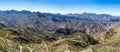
[0,10,120,52]
[0,10,120,34]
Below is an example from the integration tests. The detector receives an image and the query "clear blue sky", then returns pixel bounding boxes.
[0,0,120,16]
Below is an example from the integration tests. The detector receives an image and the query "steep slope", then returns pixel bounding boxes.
[51,32,98,52]
[71,24,120,52]
[93,25,120,45]
[87,24,120,52]
[0,20,11,28]
[2,25,120,52]
[0,27,98,52]
[0,27,53,52]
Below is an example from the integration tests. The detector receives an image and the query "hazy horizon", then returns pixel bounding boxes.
[0,0,120,16]
[1,9,119,17]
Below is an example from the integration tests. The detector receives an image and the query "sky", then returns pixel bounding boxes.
[0,0,120,16]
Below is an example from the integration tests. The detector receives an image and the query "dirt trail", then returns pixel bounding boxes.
[19,45,23,52]
[26,46,33,52]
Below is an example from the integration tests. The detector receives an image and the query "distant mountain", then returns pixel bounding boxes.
[0,20,10,28]
[0,10,120,35]
[66,13,120,27]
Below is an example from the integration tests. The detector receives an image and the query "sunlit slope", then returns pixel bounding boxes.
[1,24,120,52]
[0,28,98,52]
[94,25,120,45]
[90,25,120,52]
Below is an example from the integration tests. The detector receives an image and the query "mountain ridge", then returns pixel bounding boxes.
[0,10,120,35]
[0,10,120,52]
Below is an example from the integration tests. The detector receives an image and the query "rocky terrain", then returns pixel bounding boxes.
[0,10,120,52]
[1,10,120,34]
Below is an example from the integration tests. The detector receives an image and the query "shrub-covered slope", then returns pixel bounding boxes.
[0,27,98,52]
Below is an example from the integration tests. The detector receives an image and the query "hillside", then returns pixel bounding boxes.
[0,27,99,52]
[91,24,120,52]
[1,25,120,52]
[93,24,120,44]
